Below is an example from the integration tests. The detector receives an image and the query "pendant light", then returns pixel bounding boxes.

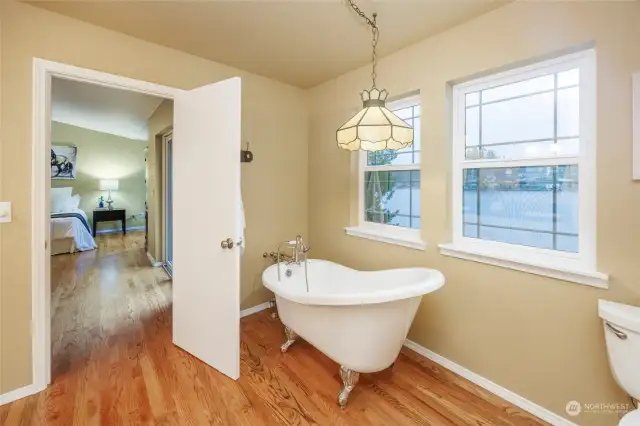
[336,1,414,152]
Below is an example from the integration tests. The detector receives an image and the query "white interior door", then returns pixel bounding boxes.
[172,77,242,380]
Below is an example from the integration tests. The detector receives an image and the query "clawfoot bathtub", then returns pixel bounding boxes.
[262,260,445,407]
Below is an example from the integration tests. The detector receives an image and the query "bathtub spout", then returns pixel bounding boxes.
[280,326,298,352]
[338,366,360,407]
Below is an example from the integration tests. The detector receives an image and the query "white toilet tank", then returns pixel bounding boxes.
[599,300,640,400]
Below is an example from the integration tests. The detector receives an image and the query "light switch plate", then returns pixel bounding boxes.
[0,202,12,223]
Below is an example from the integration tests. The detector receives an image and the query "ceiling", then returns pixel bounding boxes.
[52,77,165,141]
[29,0,507,88]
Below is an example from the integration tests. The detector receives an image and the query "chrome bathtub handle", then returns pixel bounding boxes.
[605,322,628,340]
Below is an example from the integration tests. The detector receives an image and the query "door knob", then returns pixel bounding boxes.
[221,238,234,249]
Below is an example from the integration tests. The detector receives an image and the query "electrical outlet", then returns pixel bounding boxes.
[0,202,12,223]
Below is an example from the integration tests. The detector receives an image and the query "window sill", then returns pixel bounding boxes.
[438,243,609,289]
[345,226,427,250]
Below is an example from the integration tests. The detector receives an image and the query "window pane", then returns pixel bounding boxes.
[367,151,377,166]
[385,171,411,217]
[392,215,411,227]
[556,165,579,234]
[465,106,480,147]
[394,107,414,120]
[389,101,420,164]
[556,235,579,253]
[367,150,410,166]
[462,165,578,252]
[464,223,478,238]
[481,92,555,144]
[463,169,478,224]
[557,87,579,137]
[364,97,421,230]
[388,153,414,166]
[479,226,554,250]
[397,118,416,154]
[554,138,580,156]
[466,92,480,107]
[467,138,579,160]
[410,181,420,216]
[412,118,421,152]
[365,171,420,229]
[479,167,554,232]
[482,75,554,103]
[558,68,579,88]
[366,111,420,165]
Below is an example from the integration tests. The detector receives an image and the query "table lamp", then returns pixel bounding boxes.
[99,179,119,210]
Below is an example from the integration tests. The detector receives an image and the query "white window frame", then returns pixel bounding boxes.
[345,94,427,250]
[439,49,609,288]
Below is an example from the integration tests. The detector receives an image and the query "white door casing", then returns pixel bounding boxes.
[32,59,182,394]
[172,77,242,380]
[31,59,243,405]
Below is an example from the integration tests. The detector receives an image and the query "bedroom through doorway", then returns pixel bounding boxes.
[48,76,175,383]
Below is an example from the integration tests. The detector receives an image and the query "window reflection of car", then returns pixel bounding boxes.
[545,183,563,191]
[463,183,477,190]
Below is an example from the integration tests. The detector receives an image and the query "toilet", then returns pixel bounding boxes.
[599,300,640,425]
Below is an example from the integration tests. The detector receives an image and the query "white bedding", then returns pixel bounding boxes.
[51,208,97,252]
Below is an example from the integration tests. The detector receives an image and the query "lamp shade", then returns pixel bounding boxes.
[100,179,119,191]
[337,88,414,151]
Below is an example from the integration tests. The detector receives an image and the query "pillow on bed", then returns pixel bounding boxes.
[51,187,72,213]
[65,194,81,211]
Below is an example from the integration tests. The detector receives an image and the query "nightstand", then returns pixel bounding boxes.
[93,208,126,237]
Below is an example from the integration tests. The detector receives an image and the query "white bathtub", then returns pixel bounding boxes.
[262,259,444,406]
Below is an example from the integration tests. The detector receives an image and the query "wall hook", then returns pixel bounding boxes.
[241,141,254,163]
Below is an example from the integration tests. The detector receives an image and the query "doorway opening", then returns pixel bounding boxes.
[162,132,173,277]
[32,59,243,395]
[48,75,174,383]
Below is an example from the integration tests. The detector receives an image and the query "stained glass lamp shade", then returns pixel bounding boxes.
[337,88,414,152]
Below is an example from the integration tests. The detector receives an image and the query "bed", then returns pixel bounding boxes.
[51,187,96,255]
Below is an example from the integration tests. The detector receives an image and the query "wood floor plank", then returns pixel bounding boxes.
[390,355,518,425]
[0,232,551,426]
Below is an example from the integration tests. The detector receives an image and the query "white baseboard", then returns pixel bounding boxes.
[146,252,163,268]
[240,301,272,318]
[96,225,145,235]
[403,340,577,426]
[0,383,43,406]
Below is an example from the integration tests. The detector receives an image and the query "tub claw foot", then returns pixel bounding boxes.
[281,326,298,353]
[338,366,360,407]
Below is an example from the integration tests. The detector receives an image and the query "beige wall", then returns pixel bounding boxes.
[0,0,307,394]
[51,122,147,232]
[3,0,638,423]
[146,100,173,262]
[307,2,640,425]
[144,96,297,309]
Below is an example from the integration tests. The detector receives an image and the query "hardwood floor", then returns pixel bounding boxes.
[0,232,549,425]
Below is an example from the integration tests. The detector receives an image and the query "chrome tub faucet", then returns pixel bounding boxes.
[293,235,311,264]
[262,236,311,291]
